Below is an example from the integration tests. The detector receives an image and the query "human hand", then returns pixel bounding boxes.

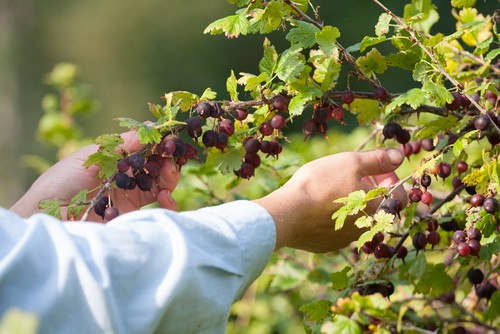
[10,131,181,220]
[254,148,407,252]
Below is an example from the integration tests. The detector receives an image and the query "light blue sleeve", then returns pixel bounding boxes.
[0,200,276,334]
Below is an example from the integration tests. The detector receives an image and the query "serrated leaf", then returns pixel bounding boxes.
[137,125,162,144]
[416,115,460,139]
[84,152,121,179]
[95,133,124,151]
[200,88,217,101]
[360,36,387,53]
[422,82,453,106]
[485,48,500,61]
[170,91,199,111]
[67,189,89,220]
[356,48,387,76]
[275,46,305,82]
[356,214,393,249]
[315,25,340,56]
[349,98,382,125]
[451,0,476,8]
[286,20,320,49]
[399,253,427,281]
[116,117,144,130]
[205,148,243,175]
[385,51,422,70]
[309,50,341,91]
[385,88,427,113]
[414,263,453,298]
[330,266,351,290]
[299,300,333,322]
[355,216,374,229]
[239,72,267,92]
[248,1,291,34]
[332,190,368,230]
[322,315,362,334]
[375,13,392,36]
[203,13,249,38]
[226,70,238,101]
[462,160,493,186]
[148,103,165,119]
[259,38,278,78]
[403,0,439,34]
[288,93,312,117]
[39,198,62,219]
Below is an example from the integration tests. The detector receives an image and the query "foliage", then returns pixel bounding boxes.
[32,0,500,333]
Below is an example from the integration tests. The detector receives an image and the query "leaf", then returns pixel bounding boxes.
[299,300,333,322]
[286,20,320,49]
[275,46,305,82]
[399,253,427,281]
[359,36,386,53]
[322,315,362,334]
[288,93,312,117]
[349,98,382,125]
[203,13,249,38]
[484,291,500,322]
[137,125,162,144]
[259,38,278,78]
[422,81,453,106]
[200,88,217,101]
[385,51,422,70]
[248,1,291,34]
[354,216,373,229]
[485,48,500,61]
[375,13,392,36]
[403,0,439,34]
[451,0,476,8]
[67,189,89,220]
[95,133,124,151]
[227,0,249,6]
[385,88,428,113]
[226,70,238,101]
[356,213,394,249]
[38,199,61,219]
[205,148,243,175]
[414,263,453,298]
[416,115,459,139]
[356,48,387,76]
[148,103,165,119]
[315,25,340,56]
[170,91,199,111]
[84,151,121,179]
[330,266,352,290]
[239,72,267,92]
[309,50,341,91]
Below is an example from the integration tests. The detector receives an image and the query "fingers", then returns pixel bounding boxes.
[119,130,143,153]
[157,158,181,192]
[355,149,404,178]
[157,189,178,211]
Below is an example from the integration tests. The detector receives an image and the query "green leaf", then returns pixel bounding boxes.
[485,48,500,62]
[170,91,199,111]
[84,151,121,178]
[322,315,362,334]
[288,93,312,117]
[356,48,387,76]
[205,148,243,174]
[315,25,340,56]
[248,1,291,34]
[200,88,217,101]
[330,266,352,290]
[137,125,162,145]
[38,198,62,219]
[299,300,333,322]
[385,51,422,71]
[422,81,453,106]
[414,263,453,298]
[356,212,394,249]
[286,20,320,49]
[238,72,267,91]
[309,50,341,91]
[67,189,89,220]
[451,0,476,8]
[385,88,427,113]
[403,0,439,34]
[203,13,249,38]
[147,103,165,119]
[259,38,278,78]
[349,98,382,125]
[332,190,368,230]
[399,253,427,281]
[484,291,500,322]
[359,36,386,53]
[95,133,124,151]
[226,70,238,101]
[275,46,305,82]
[416,115,460,139]
[375,13,392,36]
[354,216,373,229]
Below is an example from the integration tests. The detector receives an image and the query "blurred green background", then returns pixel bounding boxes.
[2,0,486,207]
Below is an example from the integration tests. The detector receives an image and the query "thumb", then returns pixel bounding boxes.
[357,149,404,177]
[157,189,179,211]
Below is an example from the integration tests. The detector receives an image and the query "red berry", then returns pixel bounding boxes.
[456,161,468,174]
[342,90,355,104]
[421,191,433,205]
[457,242,470,257]
[374,86,388,101]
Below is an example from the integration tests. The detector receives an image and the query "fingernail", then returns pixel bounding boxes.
[171,161,178,173]
[166,190,175,203]
[386,148,404,165]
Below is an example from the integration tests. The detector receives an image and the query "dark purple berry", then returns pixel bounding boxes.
[483,197,499,213]
[244,137,261,154]
[115,172,131,189]
[453,230,467,244]
[342,90,355,104]
[470,194,485,207]
[259,121,273,136]
[437,162,452,179]
[196,101,213,118]
[468,268,484,285]
[117,158,131,173]
[202,130,218,148]
[232,109,248,121]
[136,173,153,191]
[456,161,468,174]
[271,95,287,111]
[270,114,285,130]
[421,138,435,151]
[104,207,120,221]
[127,153,145,170]
[474,115,490,131]
[408,188,423,202]
[374,86,388,101]
[457,242,470,257]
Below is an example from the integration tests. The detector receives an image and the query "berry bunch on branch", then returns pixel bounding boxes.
[37,0,499,332]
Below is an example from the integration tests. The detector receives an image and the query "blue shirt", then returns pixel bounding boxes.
[0,201,276,333]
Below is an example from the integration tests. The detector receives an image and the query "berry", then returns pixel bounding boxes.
[238,162,255,179]
[117,158,131,173]
[412,232,427,251]
[374,243,392,259]
[232,109,248,121]
[421,191,433,205]
[173,139,186,158]
[270,114,285,130]
[440,218,459,231]
[136,173,153,191]
[467,268,484,285]
[270,140,283,156]
[202,130,218,148]
[302,119,318,140]
[183,144,198,160]
[115,172,131,189]
[395,129,411,144]
[452,176,463,189]
[456,161,468,174]
[457,242,470,257]
[160,138,176,156]
[271,95,287,111]
[186,117,202,139]
[384,198,403,213]
[259,121,273,136]
[476,282,497,300]
[209,102,222,118]
[127,153,145,170]
[453,230,467,244]
[215,132,229,150]
[196,101,213,118]
[219,118,235,137]
[408,188,423,202]
[427,218,439,231]
[382,123,402,139]
[374,86,388,101]
[244,137,261,154]
[421,174,432,188]
[94,196,111,218]
[470,194,485,207]
[483,197,499,213]
[127,177,137,190]
[467,227,481,241]
[244,153,261,168]
[410,141,421,154]
[341,90,355,104]
[312,108,328,124]
[396,246,408,260]
[260,140,272,154]
[176,156,188,167]
[144,160,161,178]
[420,138,435,151]
[474,115,490,131]
[461,94,472,108]
[427,230,440,246]
[104,207,120,221]
[437,162,452,179]
[331,106,345,121]
[399,143,413,158]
